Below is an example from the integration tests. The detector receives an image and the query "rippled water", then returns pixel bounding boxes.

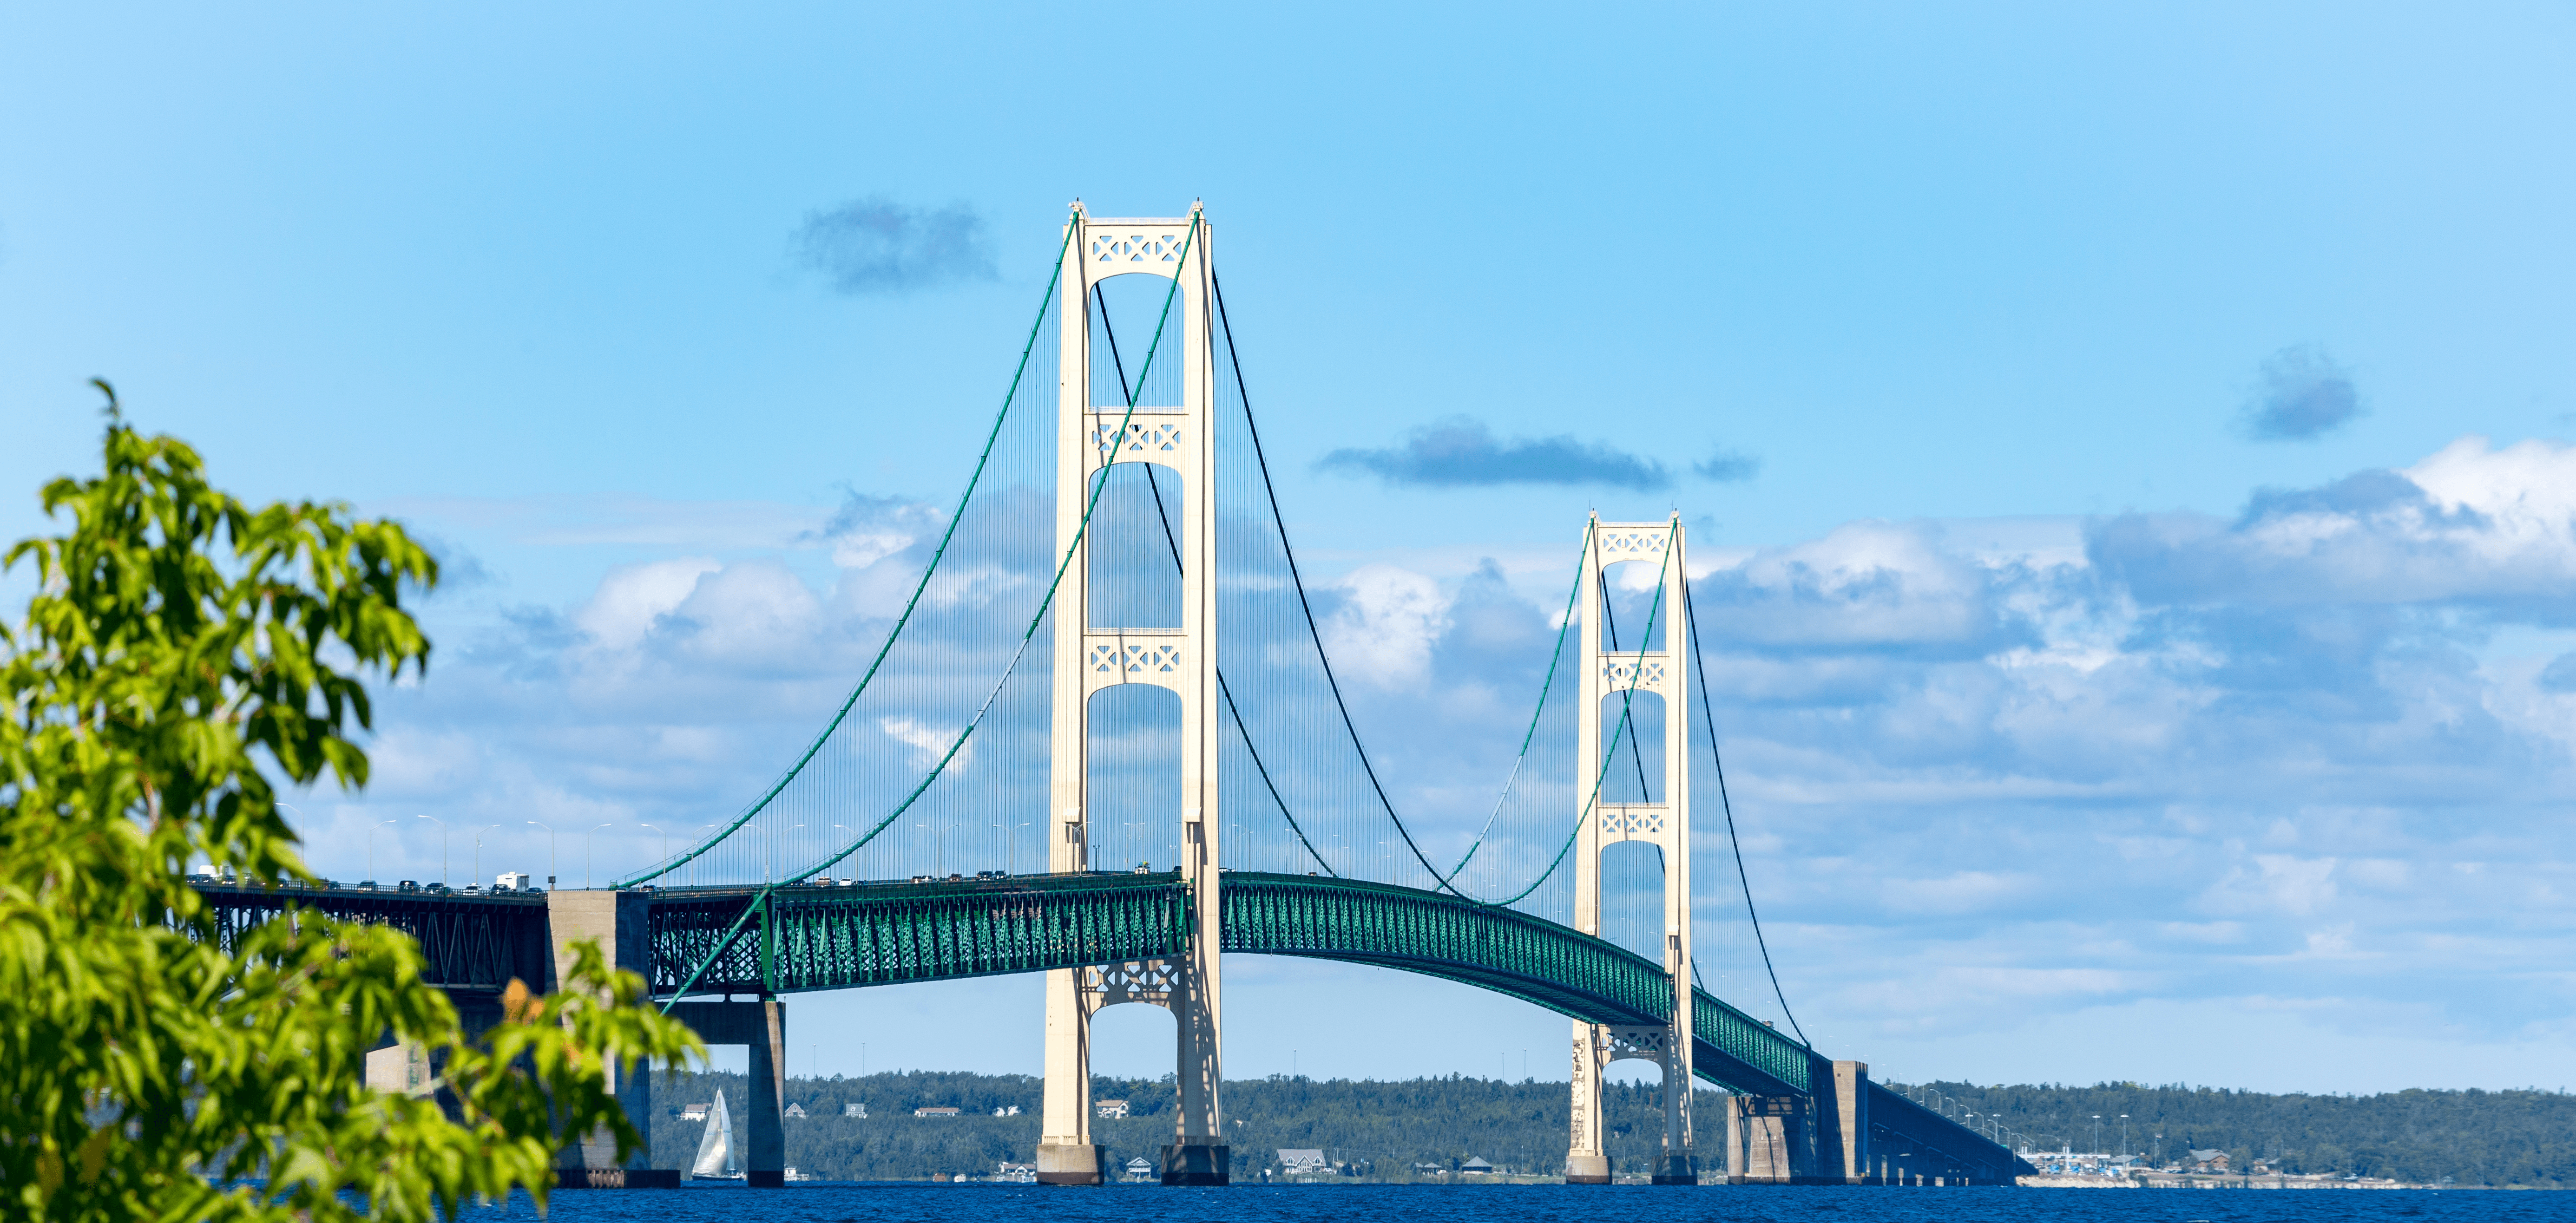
[463,1182,2576,1223]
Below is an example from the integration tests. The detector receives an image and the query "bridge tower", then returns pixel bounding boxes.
[1566,515,1698,1185]
[1035,203,1229,1187]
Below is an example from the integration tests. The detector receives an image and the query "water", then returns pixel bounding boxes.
[459,1183,2576,1223]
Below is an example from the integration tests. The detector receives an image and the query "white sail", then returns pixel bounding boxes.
[690,1092,736,1178]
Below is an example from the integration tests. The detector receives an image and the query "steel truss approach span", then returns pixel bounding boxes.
[625,870,1810,1098]
[189,883,552,994]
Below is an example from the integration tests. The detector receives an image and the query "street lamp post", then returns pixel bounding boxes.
[781,825,804,883]
[2120,1115,2129,1160]
[418,813,448,888]
[2092,1115,2103,1156]
[585,823,612,889]
[527,821,555,889]
[368,818,397,883]
[472,824,500,888]
[640,823,666,879]
[992,821,1030,876]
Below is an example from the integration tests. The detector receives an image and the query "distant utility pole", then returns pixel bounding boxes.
[2093,1115,2103,1154]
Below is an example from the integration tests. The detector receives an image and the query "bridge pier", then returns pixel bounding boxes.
[545,890,680,1189]
[665,1001,789,1186]
[1725,1094,1814,1184]
[1821,1060,1873,1184]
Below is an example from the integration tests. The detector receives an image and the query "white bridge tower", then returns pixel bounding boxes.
[1566,515,1698,1185]
[1035,203,1229,1187]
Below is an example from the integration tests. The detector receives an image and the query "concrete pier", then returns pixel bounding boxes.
[666,1001,789,1186]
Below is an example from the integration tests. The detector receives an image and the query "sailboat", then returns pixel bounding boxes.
[690,1092,743,1181]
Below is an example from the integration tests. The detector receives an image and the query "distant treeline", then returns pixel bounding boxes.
[647,1069,2576,1186]
[1902,1080,2575,1187]
[650,1069,1716,1182]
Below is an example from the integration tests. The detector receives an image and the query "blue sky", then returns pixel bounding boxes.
[7,3,2576,1094]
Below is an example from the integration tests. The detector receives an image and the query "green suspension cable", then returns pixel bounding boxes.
[1478,518,1680,909]
[660,208,1202,1003]
[787,207,1202,884]
[1446,537,1590,883]
[620,212,1080,889]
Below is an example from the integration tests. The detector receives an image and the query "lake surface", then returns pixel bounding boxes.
[463,1182,2576,1222]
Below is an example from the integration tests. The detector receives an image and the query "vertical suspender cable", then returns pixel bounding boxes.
[1093,283,1339,877]
[1209,267,1471,896]
[1680,575,1807,1047]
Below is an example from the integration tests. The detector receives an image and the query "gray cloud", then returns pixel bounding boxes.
[1316,416,1669,490]
[790,196,996,294]
[2087,454,2576,615]
[1693,446,1761,483]
[2241,344,2362,441]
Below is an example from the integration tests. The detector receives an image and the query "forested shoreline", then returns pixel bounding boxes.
[647,1069,2574,1186]
[1916,1080,2574,1188]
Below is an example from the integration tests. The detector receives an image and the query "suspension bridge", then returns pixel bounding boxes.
[203,203,2030,1189]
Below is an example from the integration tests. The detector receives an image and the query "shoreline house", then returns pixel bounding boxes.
[2188,1149,2232,1173]
[1278,1150,1327,1176]
[1096,1099,1130,1119]
[914,1106,962,1119]
[784,1103,808,1119]
[678,1103,710,1122]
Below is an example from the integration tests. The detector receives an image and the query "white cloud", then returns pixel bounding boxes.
[1323,564,1451,688]
[879,715,972,772]
[664,561,825,665]
[575,557,720,648]
[1881,870,2037,916]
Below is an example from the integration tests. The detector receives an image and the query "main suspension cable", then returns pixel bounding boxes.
[1209,266,1471,896]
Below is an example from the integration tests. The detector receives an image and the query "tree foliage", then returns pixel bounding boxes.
[0,386,701,1221]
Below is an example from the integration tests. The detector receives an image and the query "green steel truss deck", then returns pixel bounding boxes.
[640,869,1811,1096]
[642,870,1192,997]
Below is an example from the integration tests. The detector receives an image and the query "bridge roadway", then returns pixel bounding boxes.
[195,872,2028,1185]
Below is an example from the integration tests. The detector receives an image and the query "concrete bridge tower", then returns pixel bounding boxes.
[1035,204,1229,1186]
[1566,515,1698,1185]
